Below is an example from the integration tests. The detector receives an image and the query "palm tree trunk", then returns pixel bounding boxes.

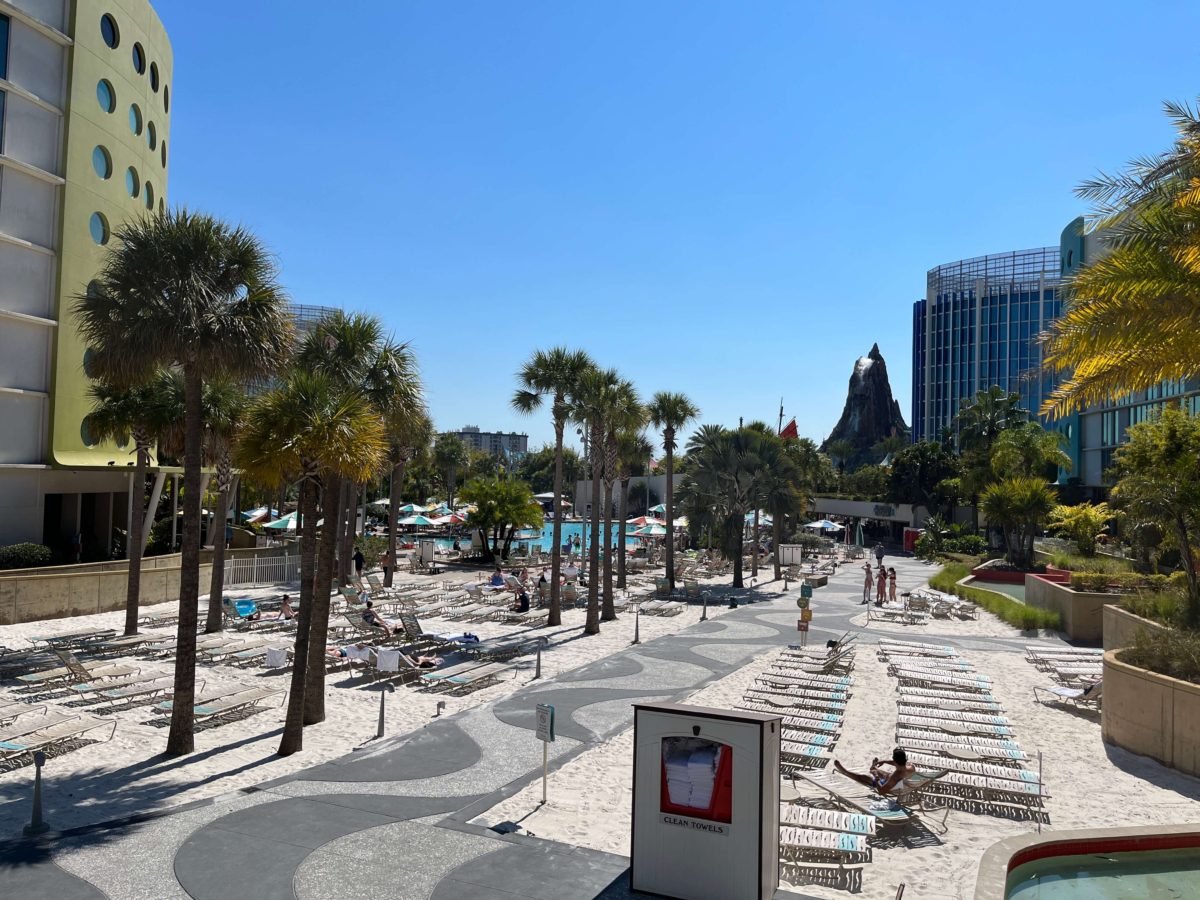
[548,410,566,627]
[664,437,676,591]
[732,522,745,589]
[751,509,760,578]
[385,458,404,588]
[279,476,318,756]
[585,424,602,635]
[305,472,342,726]
[339,481,356,586]
[617,475,630,589]
[123,444,149,636]
[165,365,204,757]
[602,477,616,621]
[773,516,782,581]
[204,484,230,633]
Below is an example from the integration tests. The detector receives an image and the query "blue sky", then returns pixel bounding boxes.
[158,1,1197,452]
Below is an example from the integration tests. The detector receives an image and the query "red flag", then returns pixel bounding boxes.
[779,418,798,441]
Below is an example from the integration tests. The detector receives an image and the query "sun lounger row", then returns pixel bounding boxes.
[781,803,876,836]
[898,690,1003,713]
[0,714,117,766]
[743,690,848,712]
[155,685,285,722]
[779,826,870,862]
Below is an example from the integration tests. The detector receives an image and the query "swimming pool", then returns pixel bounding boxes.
[1006,847,1200,897]
[427,521,650,553]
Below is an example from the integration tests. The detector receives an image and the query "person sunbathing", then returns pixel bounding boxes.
[400,651,443,669]
[360,600,393,636]
[327,642,373,661]
[833,748,915,795]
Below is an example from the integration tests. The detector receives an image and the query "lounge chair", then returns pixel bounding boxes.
[419,660,490,684]
[26,628,116,649]
[897,713,1012,738]
[18,652,138,688]
[792,770,916,827]
[437,661,514,693]
[1034,678,1102,710]
[779,826,871,865]
[155,686,285,723]
[0,701,46,724]
[93,676,177,705]
[396,612,467,650]
[0,709,80,744]
[894,728,1026,761]
[0,715,117,764]
[742,693,847,714]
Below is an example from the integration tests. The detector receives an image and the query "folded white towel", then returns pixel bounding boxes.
[376,648,401,672]
[265,647,288,669]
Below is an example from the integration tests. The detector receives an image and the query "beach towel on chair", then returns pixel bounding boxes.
[265,647,288,668]
[376,648,401,672]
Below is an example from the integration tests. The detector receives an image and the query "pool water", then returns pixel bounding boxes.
[428,521,649,553]
[1007,848,1200,898]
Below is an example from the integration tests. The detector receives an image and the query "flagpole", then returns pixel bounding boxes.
[778,398,784,434]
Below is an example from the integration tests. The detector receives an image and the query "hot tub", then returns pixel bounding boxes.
[975,826,1200,900]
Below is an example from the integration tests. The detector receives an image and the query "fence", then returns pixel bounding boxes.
[224,554,300,587]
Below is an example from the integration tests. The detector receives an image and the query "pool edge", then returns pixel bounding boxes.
[974,823,1200,899]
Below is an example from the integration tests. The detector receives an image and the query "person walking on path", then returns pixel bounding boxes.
[873,542,885,568]
[862,562,873,604]
[380,549,393,583]
[353,546,365,584]
[888,567,897,603]
[876,567,887,605]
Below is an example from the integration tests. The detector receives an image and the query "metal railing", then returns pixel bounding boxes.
[224,554,300,586]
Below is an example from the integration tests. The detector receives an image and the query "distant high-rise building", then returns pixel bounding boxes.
[912,248,1063,443]
[450,426,528,457]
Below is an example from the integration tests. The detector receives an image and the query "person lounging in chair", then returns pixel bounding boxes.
[834,747,915,795]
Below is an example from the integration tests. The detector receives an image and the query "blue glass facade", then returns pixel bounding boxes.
[911,248,1062,443]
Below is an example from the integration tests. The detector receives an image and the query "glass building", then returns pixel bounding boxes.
[911,248,1063,443]
[1060,218,1200,486]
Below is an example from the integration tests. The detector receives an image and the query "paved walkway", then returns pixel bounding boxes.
[0,555,1072,899]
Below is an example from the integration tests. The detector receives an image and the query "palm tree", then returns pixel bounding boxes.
[238,371,386,756]
[384,410,433,587]
[74,210,292,757]
[199,380,248,633]
[1042,100,1200,418]
[570,367,618,634]
[981,476,1056,569]
[753,434,803,581]
[599,380,641,620]
[512,348,595,627]
[990,422,1072,481]
[294,312,420,724]
[647,392,699,592]
[616,431,653,590]
[85,378,166,636]
[955,386,1028,454]
[825,439,855,478]
[433,433,469,510]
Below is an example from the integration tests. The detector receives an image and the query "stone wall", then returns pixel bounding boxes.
[1024,575,1107,641]
[1103,649,1200,778]
[0,558,214,625]
[1103,604,1169,652]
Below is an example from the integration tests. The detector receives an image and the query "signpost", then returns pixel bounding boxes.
[536,703,555,804]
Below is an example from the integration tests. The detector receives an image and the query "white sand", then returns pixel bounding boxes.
[0,567,735,840]
[476,639,1200,899]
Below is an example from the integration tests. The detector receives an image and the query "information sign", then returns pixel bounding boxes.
[536,703,555,743]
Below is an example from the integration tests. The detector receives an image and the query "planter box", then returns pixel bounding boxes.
[1024,575,1106,641]
[1103,604,1170,652]
[1103,649,1200,778]
[804,574,828,588]
[970,561,1030,585]
[1043,565,1071,584]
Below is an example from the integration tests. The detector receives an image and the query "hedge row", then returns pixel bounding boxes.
[930,562,1061,632]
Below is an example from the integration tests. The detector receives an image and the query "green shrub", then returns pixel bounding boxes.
[1121,591,1185,627]
[942,535,986,555]
[1147,574,1169,592]
[914,533,938,561]
[0,542,53,570]
[929,563,1061,631]
[1120,626,1200,685]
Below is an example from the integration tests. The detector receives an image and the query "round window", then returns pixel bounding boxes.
[147,121,157,150]
[129,104,142,135]
[132,42,146,75]
[92,146,112,179]
[150,62,159,92]
[125,166,140,198]
[89,213,110,246]
[100,13,119,49]
[144,182,155,210]
[96,79,116,113]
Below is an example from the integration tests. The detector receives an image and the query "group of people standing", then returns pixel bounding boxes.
[862,543,897,605]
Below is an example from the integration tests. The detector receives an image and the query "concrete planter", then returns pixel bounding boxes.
[1103,648,1200,778]
[1103,604,1170,652]
[1024,575,1107,641]
[0,560,214,625]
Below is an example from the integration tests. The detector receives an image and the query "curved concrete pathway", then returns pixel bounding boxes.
[0,555,1076,898]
